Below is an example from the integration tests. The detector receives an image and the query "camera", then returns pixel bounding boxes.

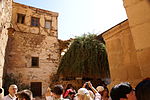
[85,82,89,89]
[85,82,88,86]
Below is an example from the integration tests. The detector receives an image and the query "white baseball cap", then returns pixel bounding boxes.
[77,88,89,95]
[96,86,104,92]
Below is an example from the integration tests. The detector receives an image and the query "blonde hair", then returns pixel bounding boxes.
[78,94,93,100]
[45,87,52,96]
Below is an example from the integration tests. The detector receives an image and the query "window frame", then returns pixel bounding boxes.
[45,20,51,29]
[31,17,40,27]
[31,57,39,68]
[17,13,25,24]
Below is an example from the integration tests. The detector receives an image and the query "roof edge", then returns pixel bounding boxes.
[13,2,59,17]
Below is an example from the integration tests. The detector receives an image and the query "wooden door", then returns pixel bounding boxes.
[31,82,42,97]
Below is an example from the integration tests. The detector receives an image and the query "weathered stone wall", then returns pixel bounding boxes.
[5,2,59,95]
[0,0,12,87]
[12,2,58,37]
[102,20,142,88]
[123,0,150,78]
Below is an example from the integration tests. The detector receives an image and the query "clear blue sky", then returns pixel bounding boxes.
[14,0,127,40]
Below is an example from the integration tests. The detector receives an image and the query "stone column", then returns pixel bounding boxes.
[123,0,150,78]
[0,0,13,87]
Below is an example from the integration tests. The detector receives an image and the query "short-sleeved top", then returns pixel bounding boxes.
[3,94,17,100]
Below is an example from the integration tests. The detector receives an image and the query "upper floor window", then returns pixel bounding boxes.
[45,20,51,29]
[17,13,25,24]
[31,57,39,67]
[31,17,39,27]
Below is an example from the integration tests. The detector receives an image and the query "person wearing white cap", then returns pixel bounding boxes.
[87,82,101,100]
[75,88,92,100]
[96,86,104,95]
[76,81,101,100]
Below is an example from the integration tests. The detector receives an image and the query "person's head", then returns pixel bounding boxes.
[17,90,33,100]
[110,82,136,100]
[76,88,92,100]
[96,86,104,95]
[0,88,2,94]
[51,85,63,98]
[0,88,4,98]
[135,78,150,100]
[66,84,73,89]
[102,87,109,97]
[8,84,18,95]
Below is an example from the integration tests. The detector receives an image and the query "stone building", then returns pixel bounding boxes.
[0,0,150,96]
[102,0,150,88]
[3,2,59,96]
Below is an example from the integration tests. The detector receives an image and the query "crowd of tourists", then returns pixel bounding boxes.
[0,78,150,100]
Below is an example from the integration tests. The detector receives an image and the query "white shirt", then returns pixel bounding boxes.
[95,93,101,100]
[46,96,53,100]
[45,95,69,100]
[3,94,17,100]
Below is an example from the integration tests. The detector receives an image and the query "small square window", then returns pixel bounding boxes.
[31,57,39,67]
[45,20,51,29]
[31,17,39,27]
[17,13,25,24]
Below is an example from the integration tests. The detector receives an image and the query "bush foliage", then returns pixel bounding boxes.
[57,34,110,79]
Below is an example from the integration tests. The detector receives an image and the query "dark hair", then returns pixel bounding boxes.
[51,85,63,95]
[64,84,73,92]
[135,78,150,100]
[110,82,132,100]
[0,88,2,94]
[68,91,76,95]
[102,86,109,97]
[66,84,73,89]
[17,90,32,100]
